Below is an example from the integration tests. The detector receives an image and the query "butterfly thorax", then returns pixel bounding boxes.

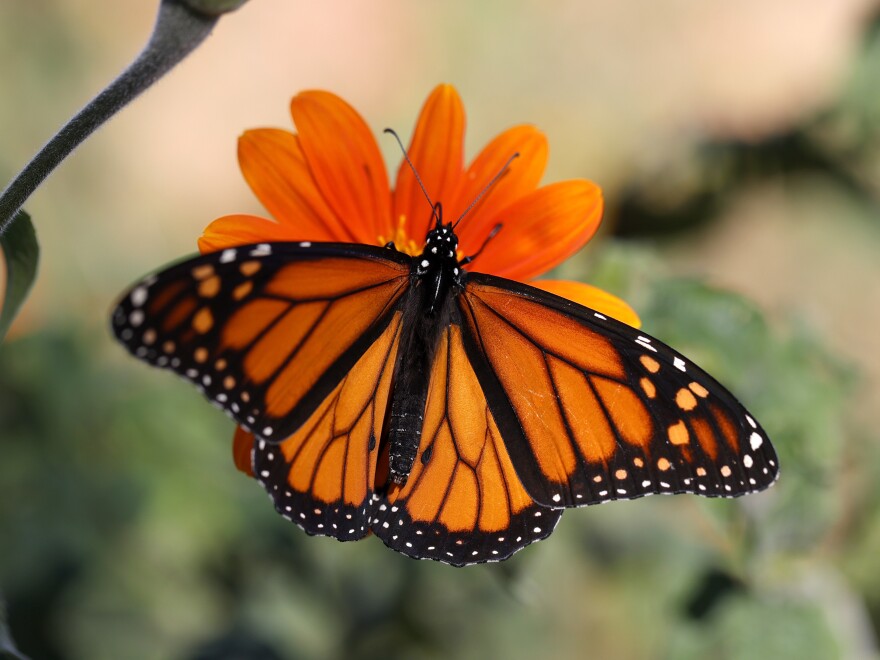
[386,222,465,485]
[414,223,465,311]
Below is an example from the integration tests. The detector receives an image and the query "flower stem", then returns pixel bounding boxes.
[0,0,219,236]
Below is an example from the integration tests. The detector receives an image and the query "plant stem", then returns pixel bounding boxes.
[0,0,219,236]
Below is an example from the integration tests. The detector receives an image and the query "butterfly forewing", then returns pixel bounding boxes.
[111,242,411,441]
[458,274,779,509]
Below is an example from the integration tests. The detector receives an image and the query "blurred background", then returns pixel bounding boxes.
[2,1,880,658]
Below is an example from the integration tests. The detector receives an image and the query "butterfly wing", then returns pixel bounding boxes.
[249,309,404,539]
[111,242,411,441]
[457,274,779,508]
[371,321,562,566]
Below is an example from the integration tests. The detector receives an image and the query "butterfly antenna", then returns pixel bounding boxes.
[453,152,519,229]
[461,223,503,266]
[384,128,440,226]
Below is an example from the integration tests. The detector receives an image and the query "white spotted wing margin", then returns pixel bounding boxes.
[456,273,779,510]
[111,241,412,444]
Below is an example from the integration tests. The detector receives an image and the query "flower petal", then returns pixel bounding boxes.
[469,180,603,281]
[450,125,547,233]
[291,91,391,244]
[232,427,255,477]
[239,129,355,242]
[393,84,466,243]
[198,214,297,254]
[531,279,642,328]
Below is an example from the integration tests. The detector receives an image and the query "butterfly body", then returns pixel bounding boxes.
[387,222,465,484]
[112,225,778,566]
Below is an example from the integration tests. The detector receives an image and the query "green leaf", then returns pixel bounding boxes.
[0,211,39,344]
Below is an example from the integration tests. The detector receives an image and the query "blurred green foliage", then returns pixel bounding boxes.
[613,18,880,242]
[3,4,880,660]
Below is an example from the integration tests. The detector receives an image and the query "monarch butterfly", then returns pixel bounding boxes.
[112,205,778,566]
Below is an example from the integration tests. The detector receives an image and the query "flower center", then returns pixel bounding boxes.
[377,215,421,256]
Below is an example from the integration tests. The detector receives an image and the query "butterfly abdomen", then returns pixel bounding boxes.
[386,301,442,483]
[387,391,426,485]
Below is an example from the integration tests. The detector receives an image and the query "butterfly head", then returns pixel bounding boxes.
[417,204,461,277]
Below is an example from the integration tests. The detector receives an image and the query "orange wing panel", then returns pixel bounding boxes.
[591,376,652,450]
[242,301,327,384]
[465,284,625,379]
[265,257,408,299]
[546,356,618,464]
[264,279,404,418]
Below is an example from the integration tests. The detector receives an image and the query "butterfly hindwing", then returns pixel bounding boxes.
[372,322,562,566]
[111,242,411,441]
[458,274,779,508]
[251,311,404,540]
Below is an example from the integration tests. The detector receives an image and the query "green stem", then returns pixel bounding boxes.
[0,0,219,236]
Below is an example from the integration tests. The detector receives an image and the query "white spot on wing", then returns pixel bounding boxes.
[673,357,686,371]
[219,249,236,263]
[131,287,148,307]
[635,339,657,352]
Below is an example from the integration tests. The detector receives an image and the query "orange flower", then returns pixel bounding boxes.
[199,84,639,327]
[200,85,639,477]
